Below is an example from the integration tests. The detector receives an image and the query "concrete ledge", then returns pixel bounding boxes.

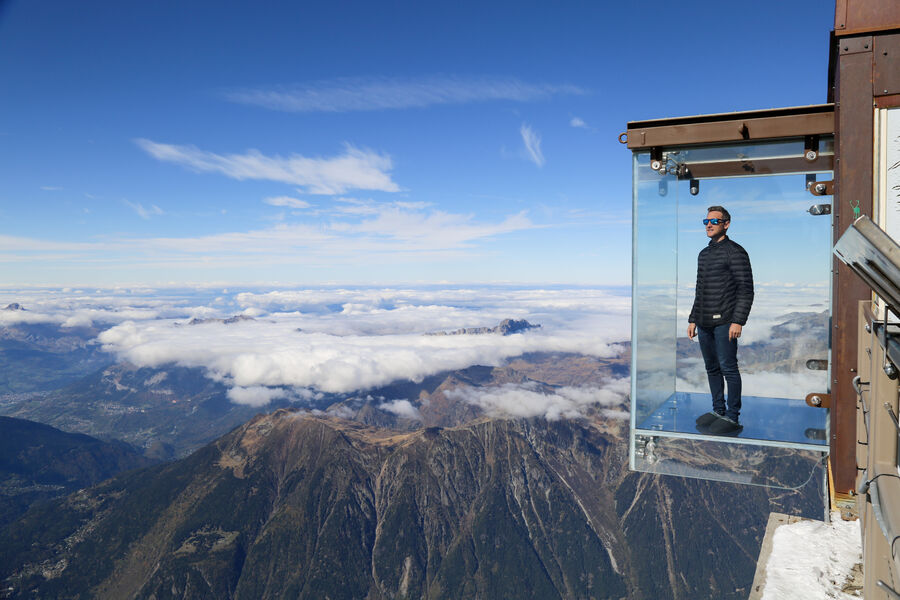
[749,512,806,600]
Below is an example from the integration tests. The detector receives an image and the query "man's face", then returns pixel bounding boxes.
[705,211,729,239]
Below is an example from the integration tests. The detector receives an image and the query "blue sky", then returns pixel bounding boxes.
[0,0,836,287]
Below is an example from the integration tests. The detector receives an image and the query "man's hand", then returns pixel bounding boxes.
[687,323,696,339]
[729,323,742,340]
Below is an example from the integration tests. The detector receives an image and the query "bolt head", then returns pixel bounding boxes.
[805,150,817,161]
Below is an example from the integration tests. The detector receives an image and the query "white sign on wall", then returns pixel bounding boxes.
[883,107,900,240]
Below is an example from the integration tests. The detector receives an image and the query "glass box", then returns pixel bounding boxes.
[630,138,833,486]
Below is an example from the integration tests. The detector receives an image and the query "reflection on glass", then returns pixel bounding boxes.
[632,153,677,427]
[671,137,834,166]
[630,140,832,486]
[633,435,826,512]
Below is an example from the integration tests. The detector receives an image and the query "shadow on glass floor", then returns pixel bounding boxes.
[635,391,828,451]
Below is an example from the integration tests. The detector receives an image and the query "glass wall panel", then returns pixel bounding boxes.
[632,434,827,517]
[674,172,831,442]
[632,153,677,428]
[630,138,833,485]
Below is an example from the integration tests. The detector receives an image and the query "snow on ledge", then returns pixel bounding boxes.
[758,512,861,600]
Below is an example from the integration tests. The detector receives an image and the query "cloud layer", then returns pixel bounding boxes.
[136,139,399,195]
[44,286,629,401]
[225,76,585,113]
[446,379,629,421]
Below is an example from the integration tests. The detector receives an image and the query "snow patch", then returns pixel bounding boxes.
[761,513,861,600]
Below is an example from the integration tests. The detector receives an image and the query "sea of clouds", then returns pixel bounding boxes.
[0,286,632,419]
[0,282,829,419]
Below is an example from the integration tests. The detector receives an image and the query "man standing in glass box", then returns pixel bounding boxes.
[688,206,754,435]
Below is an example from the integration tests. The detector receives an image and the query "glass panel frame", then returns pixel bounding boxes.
[630,138,834,486]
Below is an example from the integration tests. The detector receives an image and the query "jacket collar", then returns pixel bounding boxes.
[708,234,729,246]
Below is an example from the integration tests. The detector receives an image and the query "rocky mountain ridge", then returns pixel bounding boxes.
[426,318,541,336]
[1,409,818,599]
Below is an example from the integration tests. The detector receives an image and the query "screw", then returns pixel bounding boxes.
[865,44,869,49]
[811,396,822,406]
[806,150,818,161]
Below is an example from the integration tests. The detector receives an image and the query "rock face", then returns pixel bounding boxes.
[427,318,541,336]
[0,416,153,529]
[0,410,818,599]
[182,315,255,326]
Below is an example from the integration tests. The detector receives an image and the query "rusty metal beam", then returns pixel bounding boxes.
[835,0,900,37]
[681,155,833,179]
[625,106,834,150]
[874,33,900,96]
[875,94,900,109]
[831,38,875,496]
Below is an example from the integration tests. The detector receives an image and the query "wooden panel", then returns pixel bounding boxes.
[874,33,900,96]
[832,47,875,494]
[626,110,834,150]
[836,0,900,36]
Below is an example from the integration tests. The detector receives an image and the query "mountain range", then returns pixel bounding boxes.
[0,409,818,599]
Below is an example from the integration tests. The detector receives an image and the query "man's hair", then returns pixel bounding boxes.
[707,205,731,221]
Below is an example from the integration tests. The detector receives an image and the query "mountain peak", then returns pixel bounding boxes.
[427,318,541,336]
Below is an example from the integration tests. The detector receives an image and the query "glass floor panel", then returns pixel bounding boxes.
[635,391,828,450]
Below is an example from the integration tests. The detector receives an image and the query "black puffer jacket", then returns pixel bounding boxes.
[688,236,754,328]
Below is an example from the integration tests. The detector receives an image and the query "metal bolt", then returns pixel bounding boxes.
[865,44,869,49]
[805,150,818,161]
[814,182,827,194]
[811,395,822,406]
[844,46,849,51]
[866,323,872,333]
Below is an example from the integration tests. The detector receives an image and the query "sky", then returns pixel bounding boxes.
[0,0,837,288]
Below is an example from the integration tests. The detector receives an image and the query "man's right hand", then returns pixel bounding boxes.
[687,323,696,339]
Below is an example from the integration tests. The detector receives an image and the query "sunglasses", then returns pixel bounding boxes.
[702,218,728,225]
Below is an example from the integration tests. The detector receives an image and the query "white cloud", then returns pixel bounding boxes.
[570,117,587,128]
[124,200,164,219]
[224,76,585,113]
[227,386,287,406]
[445,379,629,421]
[379,399,423,420]
[91,287,629,399]
[135,139,400,195]
[520,124,545,168]
[0,202,537,272]
[264,196,312,209]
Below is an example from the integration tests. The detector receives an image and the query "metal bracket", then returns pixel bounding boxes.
[881,304,900,379]
[650,147,664,173]
[806,393,831,408]
[808,179,834,196]
[806,358,829,370]
[804,134,820,161]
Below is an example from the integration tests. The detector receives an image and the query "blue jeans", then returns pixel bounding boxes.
[697,324,741,421]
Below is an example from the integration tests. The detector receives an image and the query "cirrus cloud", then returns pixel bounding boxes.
[224,75,586,113]
[135,139,400,195]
